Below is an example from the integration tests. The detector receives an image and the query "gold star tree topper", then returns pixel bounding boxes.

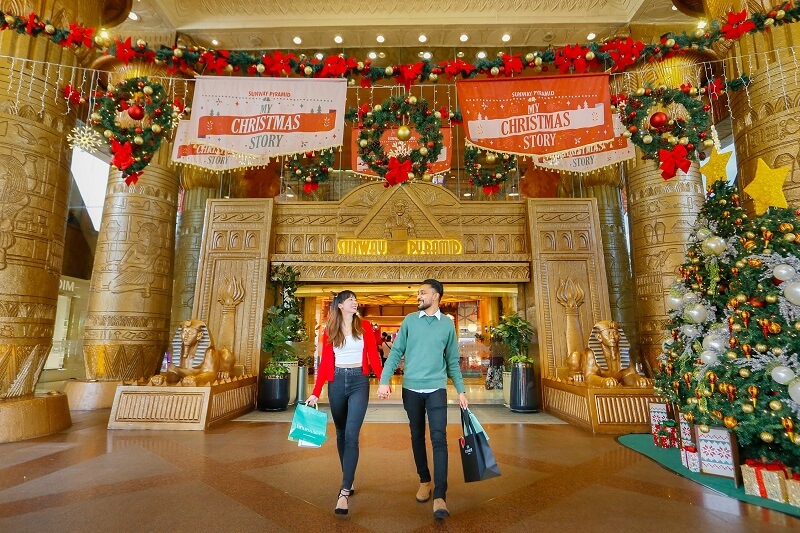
[743,158,790,215]
[700,146,732,186]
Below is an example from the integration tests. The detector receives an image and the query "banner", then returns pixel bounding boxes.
[171,120,242,171]
[350,127,452,177]
[189,77,347,163]
[456,74,612,157]
[531,114,634,173]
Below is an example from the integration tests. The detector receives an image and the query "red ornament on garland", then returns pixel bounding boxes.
[127,105,145,120]
[649,111,668,130]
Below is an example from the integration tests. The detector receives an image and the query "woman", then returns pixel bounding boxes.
[306,290,383,515]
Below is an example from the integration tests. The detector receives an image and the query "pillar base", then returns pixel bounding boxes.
[0,392,72,443]
[63,380,121,410]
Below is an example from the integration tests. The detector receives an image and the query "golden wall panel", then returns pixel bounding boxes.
[528,199,611,379]
[192,200,274,376]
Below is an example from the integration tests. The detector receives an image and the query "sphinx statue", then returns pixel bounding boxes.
[567,320,651,388]
[154,319,235,386]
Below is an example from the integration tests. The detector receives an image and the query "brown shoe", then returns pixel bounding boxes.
[433,498,449,519]
[415,482,431,502]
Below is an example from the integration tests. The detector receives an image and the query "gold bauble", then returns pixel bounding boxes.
[739,368,751,378]
[723,416,738,429]
[406,171,415,180]
[703,389,713,397]
[769,400,783,411]
[794,435,800,445]
[735,260,746,268]
[45,24,55,34]
[374,104,382,112]
[256,64,266,73]
[699,424,710,433]
[385,66,394,76]
[643,134,653,144]
[103,130,113,139]
[133,136,144,146]
[585,51,595,61]
[396,125,412,141]
[486,152,497,164]
[755,343,768,352]
[760,431,775,443]
[359,139,368,148]
[742,403,754,414]
[419,146,428,156]
[305,176,312,182]
[785,233,797,242]
[736,294,747,303]
[422,173,432,182]
[429,73,438,82]
[490,67,500,76]
[173,48,184,58]
[304,66,313,76]
[408,96,417,105]
[635,87,645,96]
[731,324,742,332]
[151,124,162,134]
[766,294,778,304]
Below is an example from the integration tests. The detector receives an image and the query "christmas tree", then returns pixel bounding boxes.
[656,180,800,465]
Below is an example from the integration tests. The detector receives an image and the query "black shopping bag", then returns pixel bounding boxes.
[459,408,501,483]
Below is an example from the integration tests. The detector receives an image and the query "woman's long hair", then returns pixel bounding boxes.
[326,290,364,348]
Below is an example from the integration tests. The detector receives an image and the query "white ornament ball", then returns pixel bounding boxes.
[773,264,797,282]
[700,350,719,365]
[701,236,726,256]
[771,365,796,385]
[783,281,800,306]
[696,227,713,241]
[681,324,700,337]
[789,378,800,404]
[683,291,699,305]
[256,64,265,73]
[702,335,726,353]
[666,294,684,310]
[685,304,708,324]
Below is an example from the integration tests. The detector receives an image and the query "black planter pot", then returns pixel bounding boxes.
[258,375,290,411]
[509,362,536,413]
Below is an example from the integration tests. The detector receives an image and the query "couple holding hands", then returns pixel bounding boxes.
[306,279,468,520]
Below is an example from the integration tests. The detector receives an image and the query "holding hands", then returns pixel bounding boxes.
[377,384,392,399]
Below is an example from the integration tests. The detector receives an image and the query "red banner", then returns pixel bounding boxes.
[197,111,338,137]
[351,127,452,176]
[456,74,613,156]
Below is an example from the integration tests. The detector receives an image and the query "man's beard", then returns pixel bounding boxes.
[417,300,431,311]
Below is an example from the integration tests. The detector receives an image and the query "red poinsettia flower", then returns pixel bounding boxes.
[124,171,142,186]
[658,144,691,180]
[706,77,725,100]
[25,12,37,35]
[318,55,351,78]
[114,37,137,64]
[110,138,135,170]
[600,37,644,72]
[395,62,424,90]
[201,50,230,74]
[302,182,320,194]
[482,184,500,196]
[441,58,476,80]
[553,44,595,74]
[721,9,756,40]
[266,51,296,76]
[61,84,83,106]
[385,157,412,186]
[501,54,523,77]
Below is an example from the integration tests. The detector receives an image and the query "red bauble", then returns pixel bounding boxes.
[127,105,145,121]
[649,111,668,130]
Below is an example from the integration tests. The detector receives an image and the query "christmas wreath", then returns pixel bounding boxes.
[89,76,179,185]
[284,148,336,194]
[355,95,443,186]
[618,85,710,180]
[464,146,517,195]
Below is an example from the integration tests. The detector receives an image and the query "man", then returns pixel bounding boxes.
[377,279,468,520]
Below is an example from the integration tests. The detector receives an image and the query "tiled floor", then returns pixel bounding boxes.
[1,401,799,532]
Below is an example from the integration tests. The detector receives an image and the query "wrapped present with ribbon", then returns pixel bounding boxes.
[741,459,789,503]
[787,473,800,507]
[649,402,670,440]
[682,445,700,472]
[655,420,678,448]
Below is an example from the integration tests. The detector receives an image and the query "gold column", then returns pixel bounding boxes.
[625,55,707,375]
[706,0,800,209]
[561,168,639,361]
[169,168,220,334]
[0,2,105,440]
[80,64,180,391]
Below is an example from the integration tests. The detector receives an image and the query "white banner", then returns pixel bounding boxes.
[188,77,347,164]
[171,120,243,171]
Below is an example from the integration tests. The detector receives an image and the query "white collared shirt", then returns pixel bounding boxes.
[418,309,441,320]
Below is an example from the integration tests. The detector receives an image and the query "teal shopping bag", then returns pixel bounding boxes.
[288,403,328,446]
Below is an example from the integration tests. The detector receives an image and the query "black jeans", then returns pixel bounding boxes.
[327,367,370,491]
[402,388,448,500]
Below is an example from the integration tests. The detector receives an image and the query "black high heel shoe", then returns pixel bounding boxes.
[335,488,350,515]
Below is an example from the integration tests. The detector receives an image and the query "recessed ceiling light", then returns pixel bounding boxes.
[376,35,385,43]
[211,39,219,46]
[422,52,432,60]
[586,33,596,41]
[460,34,469,42]
[697,20,707,29]
[463,192,472,197]
[334,35,343,44]
[315,52,324,60]
[501,33,511,42]
[368,51,377,59]
[100,30,109,39]
[128,12,139,21]
[477,51,487,59]
[293,36,302,45]
[418,34,427,43]
[672,5,678,10]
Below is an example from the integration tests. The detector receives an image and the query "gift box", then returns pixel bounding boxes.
[654,420,678,448]
[649,402,670,439]
[787,476,800,507]
[741,460,789,503]
[681,445,700,472]
[678,412,693,446]
[696,426,740,484]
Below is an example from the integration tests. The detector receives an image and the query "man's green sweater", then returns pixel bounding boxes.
[380,311,466,393]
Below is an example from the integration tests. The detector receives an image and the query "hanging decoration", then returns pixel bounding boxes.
[85,77,180,185]
[284,148,336,194]
[463,146,517,195]
[353,95,443,186]
[2,7,798,84]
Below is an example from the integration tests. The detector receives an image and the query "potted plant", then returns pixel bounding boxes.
[493,313,536,413]
[258,360,290,411]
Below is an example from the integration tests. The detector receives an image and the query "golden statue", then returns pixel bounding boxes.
[384,199,416,239]
[158,319,235,386]
[567,320,651,388]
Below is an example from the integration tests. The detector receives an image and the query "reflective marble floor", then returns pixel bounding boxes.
[1,405,799,532]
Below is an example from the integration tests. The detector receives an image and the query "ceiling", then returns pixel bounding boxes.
[112,0,699,62]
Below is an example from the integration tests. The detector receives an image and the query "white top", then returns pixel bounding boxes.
[334,335,364,365]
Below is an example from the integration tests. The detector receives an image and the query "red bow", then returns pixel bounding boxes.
[124,172,142,186]
[395,63,423,90]
[302,182,320,194]
[385,157,412,186]
[721,9,756,40]
[25,12,37,35]
[658,145,691,180]
[110,138,135,170]
[482,184,500,196]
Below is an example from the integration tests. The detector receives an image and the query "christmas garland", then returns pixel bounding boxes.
[617,76,750,179]
[463,146,517,195]
[354,95,443,186]
[284,148,336,194]
[1,6,798,84]
[88,77,179,185]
